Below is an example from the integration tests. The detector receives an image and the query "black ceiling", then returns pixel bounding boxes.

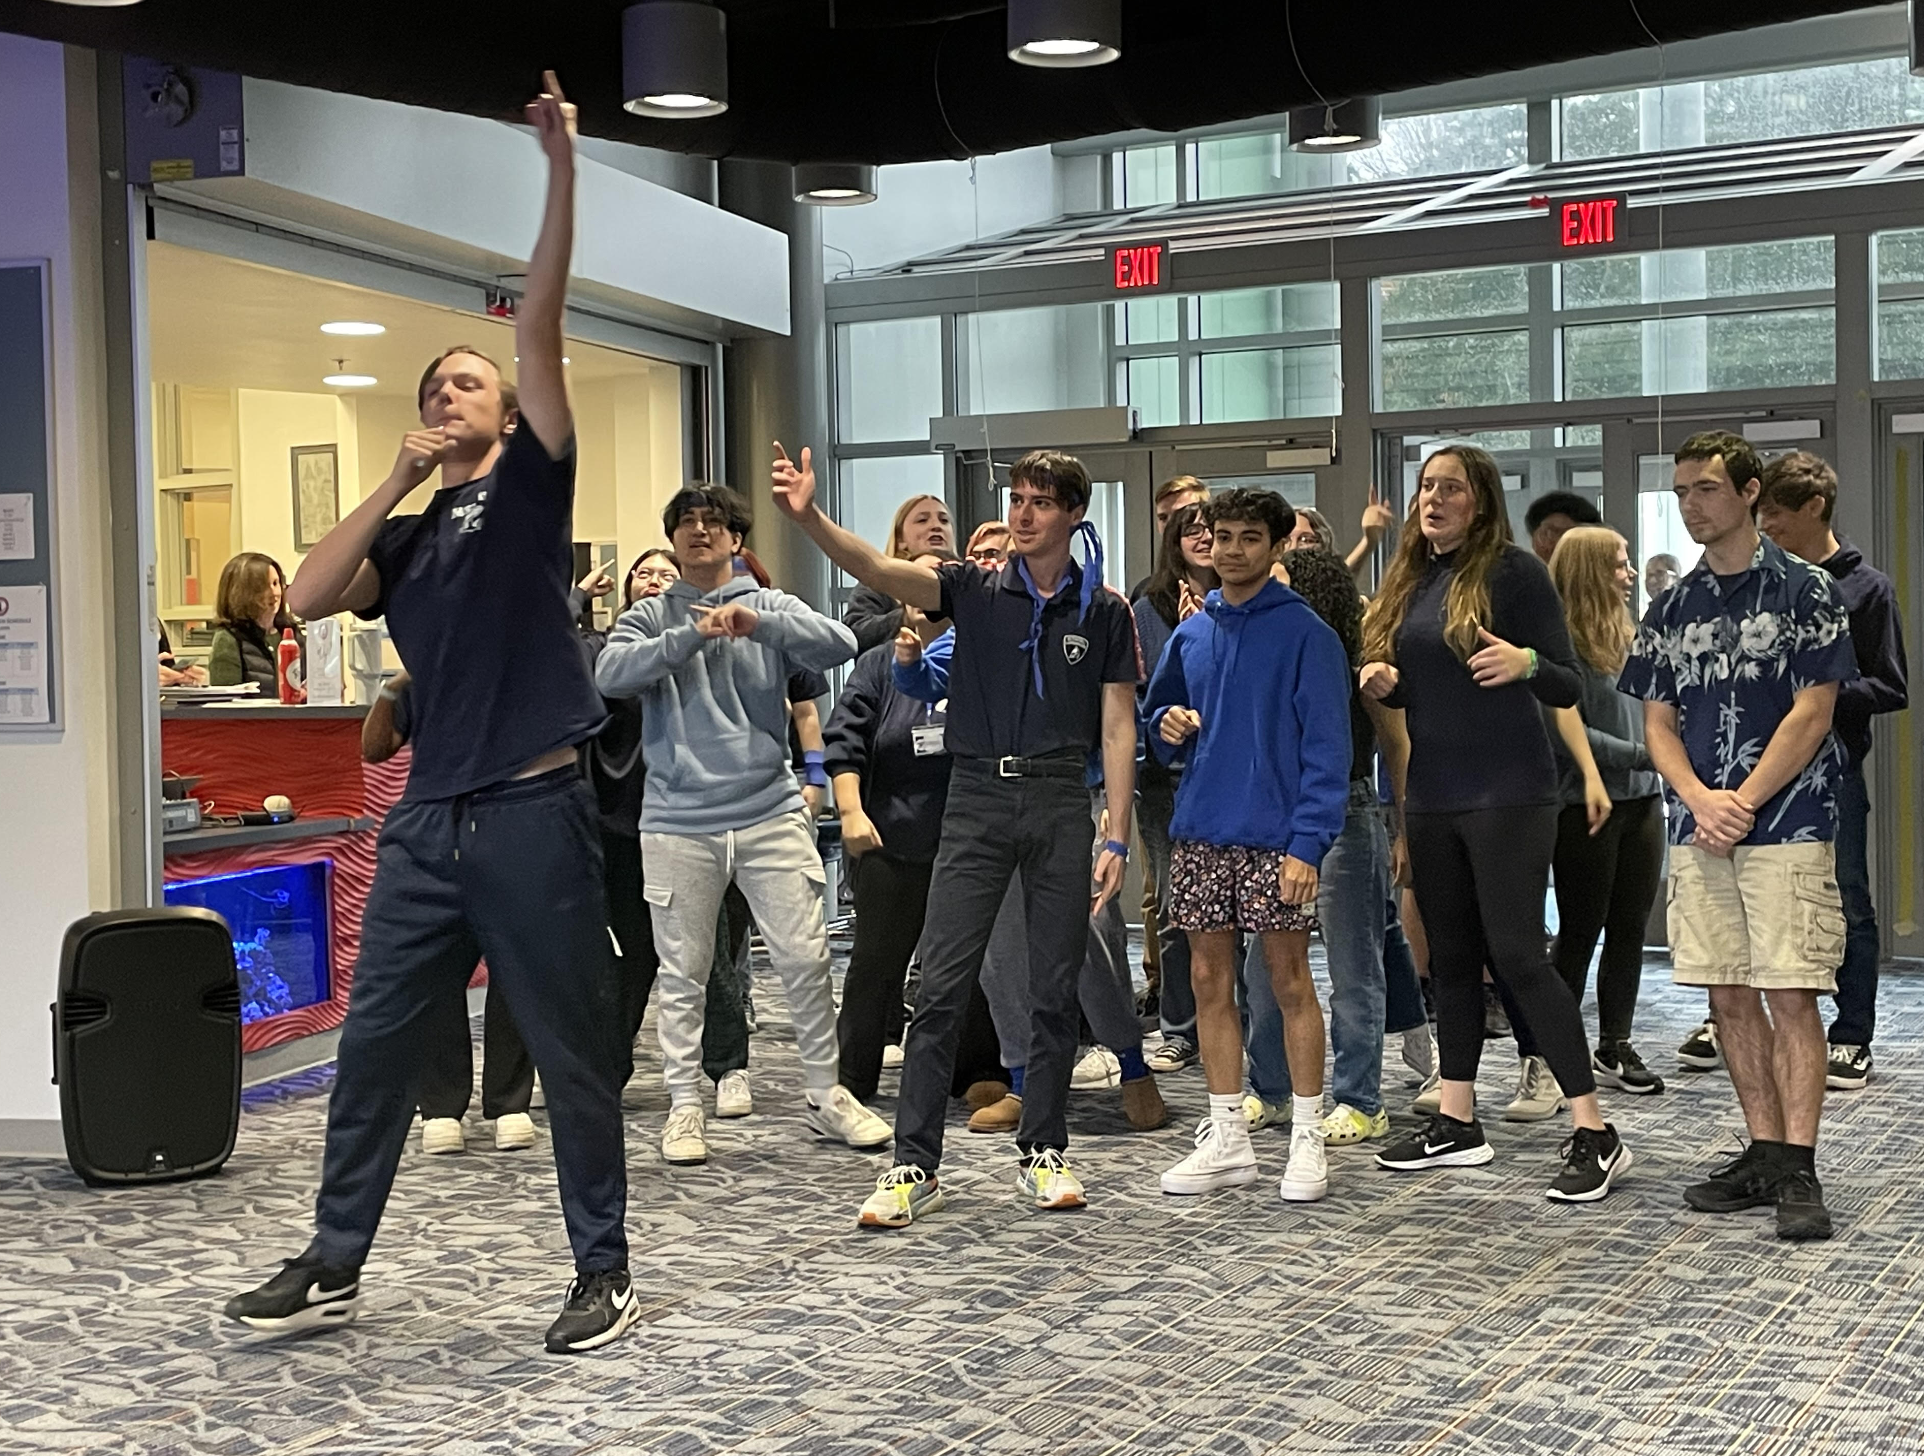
[0,0,1877,165]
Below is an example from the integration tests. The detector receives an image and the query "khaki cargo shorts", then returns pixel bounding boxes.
[1666,840,1844,992]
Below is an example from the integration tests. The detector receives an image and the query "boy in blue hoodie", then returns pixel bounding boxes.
[594,483,892,1167]
[1144,489,1352,1204]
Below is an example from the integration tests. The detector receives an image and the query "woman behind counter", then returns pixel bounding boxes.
[208,551,305,695]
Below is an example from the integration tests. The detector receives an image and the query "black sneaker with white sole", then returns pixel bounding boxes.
[1677,1021,1724,1071]
[1546,1124,1631,1203]
[1826,1044,1872,1091]
[1375,1113,1496,1171]
[223,1256,362,1333]
[544,1268,642,1354]
[1593,1042,1665,1095]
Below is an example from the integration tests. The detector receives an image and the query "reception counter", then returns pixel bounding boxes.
[161,702,408,1053]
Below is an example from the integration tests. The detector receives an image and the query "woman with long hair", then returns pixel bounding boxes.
[1134,501,1220,1076]
[844,494,955,652]
[1361,446,1629,1201]
[208,551,303,692]
[1546,526,1667,1094]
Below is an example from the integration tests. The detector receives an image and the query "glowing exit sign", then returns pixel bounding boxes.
[1554,194,1630,252]
[1110,241,1171,292]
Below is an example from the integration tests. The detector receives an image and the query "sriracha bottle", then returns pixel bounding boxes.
[277,628,300,704]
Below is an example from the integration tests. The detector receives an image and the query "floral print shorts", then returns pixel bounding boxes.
[1168,840,1318,934]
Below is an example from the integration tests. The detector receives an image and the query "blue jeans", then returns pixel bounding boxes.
[1829,761,1881,1047]
[1242,786,1396,1114]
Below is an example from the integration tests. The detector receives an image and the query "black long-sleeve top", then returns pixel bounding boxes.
[844,583,905,656]
[822,641,951,864]
[1382,544,1582,815]
[1819,544,1909,767]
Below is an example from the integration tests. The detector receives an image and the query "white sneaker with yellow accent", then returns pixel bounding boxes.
[1018,1149,1087,1210]
[858,1165,945,1229]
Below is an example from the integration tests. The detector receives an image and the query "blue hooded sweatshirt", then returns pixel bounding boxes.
[594,575,857,834]
[1142,577,1352,866]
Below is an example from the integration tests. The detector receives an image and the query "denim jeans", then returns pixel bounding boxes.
[1241,784,1394,1113]
[1829,761,1881,1047]
[1139,773,1195,1041]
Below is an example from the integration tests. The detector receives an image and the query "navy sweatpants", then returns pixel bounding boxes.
[306,766,631,1275]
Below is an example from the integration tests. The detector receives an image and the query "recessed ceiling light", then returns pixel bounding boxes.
[322,372,378,388]
[321,321,386,336]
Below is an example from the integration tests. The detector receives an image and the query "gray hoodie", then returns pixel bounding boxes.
[594,576,857,834]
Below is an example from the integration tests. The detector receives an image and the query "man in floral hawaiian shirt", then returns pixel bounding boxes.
[1620,430,1856,1242]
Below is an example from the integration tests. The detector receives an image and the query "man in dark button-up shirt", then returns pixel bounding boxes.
[773,442,1139,1230]
[1757,451,1909,1093]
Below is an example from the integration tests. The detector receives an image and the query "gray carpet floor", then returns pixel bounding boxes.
[2,940,1919,1456]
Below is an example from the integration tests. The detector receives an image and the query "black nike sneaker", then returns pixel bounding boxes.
[1546,1123,1632,1203]
[1375,1113,1496,1171]
[223,1256,362,1333]
[544,1268,642,1354]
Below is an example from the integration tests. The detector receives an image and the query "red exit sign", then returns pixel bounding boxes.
[1554,194,1629,252]
[1110,241,1171,292]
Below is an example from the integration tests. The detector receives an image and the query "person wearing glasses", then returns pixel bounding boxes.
[966,520,1012,569]
[1134,502,1219,1082]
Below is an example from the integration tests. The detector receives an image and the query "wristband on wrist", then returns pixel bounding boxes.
[1525,647,1539,679]
[803,749,828,788]
[1102,839,1130,861]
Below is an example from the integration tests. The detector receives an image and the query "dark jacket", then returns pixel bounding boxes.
[822,641,951,864]
[844,583,904,656]
[1545,657,1661,806]
[208,620,304,691]
[1819,543,1909,766]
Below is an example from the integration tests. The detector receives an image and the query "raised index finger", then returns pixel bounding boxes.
[543,69,567,104]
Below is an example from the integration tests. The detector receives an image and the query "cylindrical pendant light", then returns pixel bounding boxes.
[46,0,145,6]
[1007,0,1121,68]
[794,163,878,206]
[1288,97,1381,153]
[622,1,728,119]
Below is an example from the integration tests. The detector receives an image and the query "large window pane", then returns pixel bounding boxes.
[1564,309,1834,399]
[1561,58,1924,161]
[1120,145,1177,207]
[837,455,946,552]
[1379,266,1530,325]
[1875,229,1924,380]
[1197,283,1338,339]
[1195,133,1333,201]
[836,317,942,443]
[1200,346,1339,422]
[1193,105,1524,200]
[1562,240,1832,309]
[1113,295,1178,346]
[958,304,1106,413]
[1123,356,1180,428]
[1380,332,1529,411]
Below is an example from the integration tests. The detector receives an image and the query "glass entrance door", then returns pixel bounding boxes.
[1874,405,1924,961]
[1376,424,1608,553]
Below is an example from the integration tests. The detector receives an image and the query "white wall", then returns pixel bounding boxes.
[820,147,1081,279]
[234,390,362,571]
[0,37,115,1147]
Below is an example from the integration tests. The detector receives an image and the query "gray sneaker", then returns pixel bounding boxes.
[1502,1055,1567,1122]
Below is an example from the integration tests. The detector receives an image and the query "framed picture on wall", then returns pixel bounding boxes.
[291,444,339,552]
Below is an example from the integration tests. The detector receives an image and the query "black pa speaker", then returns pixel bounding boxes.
[53,908,242,1186]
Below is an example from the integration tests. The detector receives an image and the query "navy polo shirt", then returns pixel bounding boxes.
[935,559,1138,760]
[357,426,605,802]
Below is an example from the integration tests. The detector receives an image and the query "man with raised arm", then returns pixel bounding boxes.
[771,444,1139,1226]
[222,74,639,1354]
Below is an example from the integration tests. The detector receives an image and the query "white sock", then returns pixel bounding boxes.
[1294,1094,1324,1126]
[1208,1092,1243,1126]
[669,1090,701,1111]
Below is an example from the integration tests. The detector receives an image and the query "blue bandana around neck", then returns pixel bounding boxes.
[1012,521,1105,698]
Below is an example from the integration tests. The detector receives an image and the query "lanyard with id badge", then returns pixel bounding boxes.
[911,698,947,757]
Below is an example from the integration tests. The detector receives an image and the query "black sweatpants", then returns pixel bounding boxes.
[308,767,630,1275]
[1552,795,1664,1047]
[605,831,749,1082]
[417,977,533,1121]
[1407,804,1596,1099]
[838,850,1004,1102]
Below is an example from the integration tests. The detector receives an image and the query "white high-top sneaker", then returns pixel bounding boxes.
[1160,1117,1259,1195]
[1278,1118,1329,1202]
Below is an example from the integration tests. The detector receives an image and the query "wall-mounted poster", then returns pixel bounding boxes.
[291,444,339,552]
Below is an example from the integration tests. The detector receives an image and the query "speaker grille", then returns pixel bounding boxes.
[201,983,242,1021]
[60,990,109,1030]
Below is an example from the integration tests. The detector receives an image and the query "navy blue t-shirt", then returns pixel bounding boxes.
[357,426,605,801]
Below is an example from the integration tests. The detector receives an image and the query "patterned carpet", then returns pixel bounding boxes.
[2,938,1921,1456]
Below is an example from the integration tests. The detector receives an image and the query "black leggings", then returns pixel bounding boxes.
[1552,795,1664,1046]
[1407,805,1595,1099]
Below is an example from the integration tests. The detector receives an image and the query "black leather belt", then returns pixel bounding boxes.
[976,754,1086,780]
